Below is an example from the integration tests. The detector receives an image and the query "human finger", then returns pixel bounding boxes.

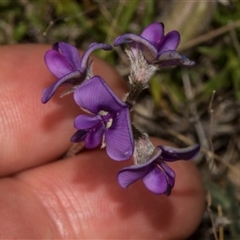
[0,138,205,239]
[0,44,127,176]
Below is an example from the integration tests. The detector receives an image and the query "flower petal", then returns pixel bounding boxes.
[154,50,195,67]
[114,34,158,62]
[73,76,127,114]
[71,117,105,149]
[141,22,164,48]
[80,43,112,71]
[159,162,175,188]
[157,30,180,53]
[41,70,81,103]
[142,167,168,194]
[74,114,101,130]
[105,109,134,161]
[118,163,154,188]
[53,42,81,70]
[44,50,74,78]
[70,129,89,142]
[84,122,105,149]
[159,144,200,162]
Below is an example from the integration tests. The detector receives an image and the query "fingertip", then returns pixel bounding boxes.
[16,136,205,239]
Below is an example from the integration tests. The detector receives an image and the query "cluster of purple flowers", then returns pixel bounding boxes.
[42,22,200,195]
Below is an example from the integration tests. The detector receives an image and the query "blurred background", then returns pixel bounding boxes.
[0,0,239,239]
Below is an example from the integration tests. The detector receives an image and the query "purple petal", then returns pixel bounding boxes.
[155,51,195,67]
[117,147,163,188]
[74,114,101,129]
[105,109,134,161]
[73,76,127,114]
[71,117,105,149]
[54,42,82,70]
[118,163,154,188]
[157,30,180,53]
[70,130,89,142]
[141,22,164,48]
[80,43,112,71]
[159,162,175,188]
[159,144,200,162]
[114,34,158,62]
[44,50,74,78]
[142,166,168,194]
[41,70,81,103]
[84,122,105,149]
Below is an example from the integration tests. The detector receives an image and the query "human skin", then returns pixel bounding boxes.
[0,45,205,239]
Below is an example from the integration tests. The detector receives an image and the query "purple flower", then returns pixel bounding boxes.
[41,42,112,103]
[118,144,200,195]
[114,22,194,67]
[71,76,134,161]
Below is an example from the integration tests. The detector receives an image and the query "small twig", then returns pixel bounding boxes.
[182,70,208,151]
[179,19,240,52]
[229,21,240,60]
[134,107,240,175]
[202,146,240,175]
[208,90,217,177]
[216,139,235,176]
[182,70,218,173]
[166,128,194,145]
[166,128,240,175]
[207,191,219,240]
[217,204,224,240]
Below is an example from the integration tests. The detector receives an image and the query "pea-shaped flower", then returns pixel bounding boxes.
[42,42,112,103]
[71,76,134,161]
[118,144,200,195]
[114,22,194,67]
